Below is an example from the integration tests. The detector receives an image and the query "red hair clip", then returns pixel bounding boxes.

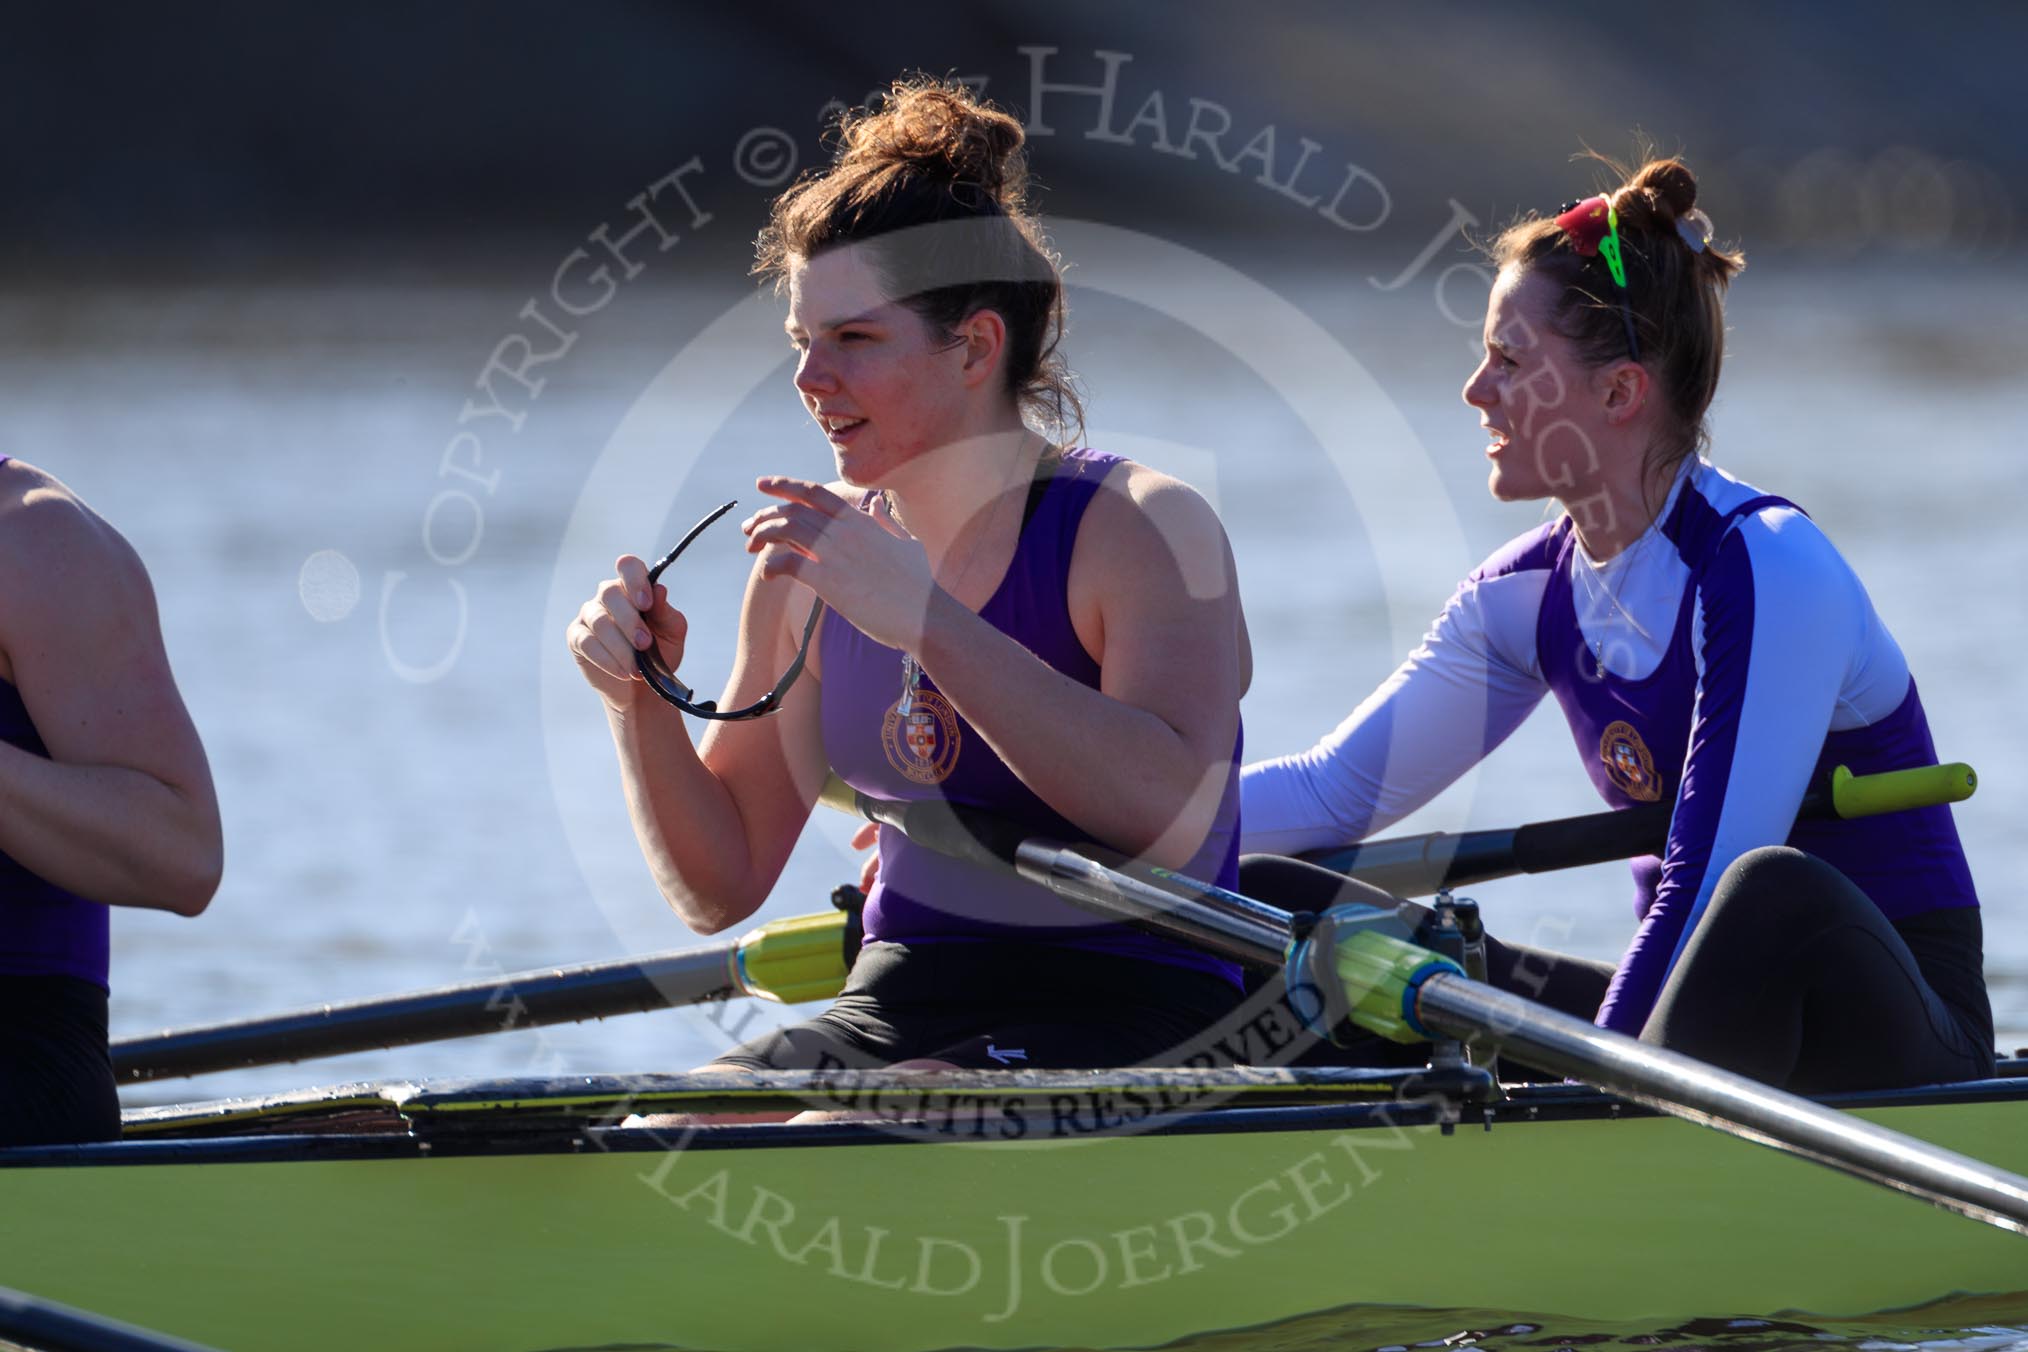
[1555,196,1612,256]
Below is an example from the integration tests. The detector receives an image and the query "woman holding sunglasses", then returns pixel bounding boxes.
[1240,155,1991,1093]
[568,78,1250,1073]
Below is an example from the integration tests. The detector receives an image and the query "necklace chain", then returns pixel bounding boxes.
[886,446,1042,715]
[1577,540,1654,680]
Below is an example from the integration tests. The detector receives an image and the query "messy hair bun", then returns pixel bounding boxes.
[1611,157,1700,236]
[756,76,1081,440]
[1489,151,1745,501]
[831,79,1029,207]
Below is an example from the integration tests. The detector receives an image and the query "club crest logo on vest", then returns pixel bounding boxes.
[1599,719,1662,802]
[882,687,962,785]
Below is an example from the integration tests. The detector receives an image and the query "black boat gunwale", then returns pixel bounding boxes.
[6,1061,2023,1171]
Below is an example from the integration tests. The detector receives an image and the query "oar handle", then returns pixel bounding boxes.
[736,908,858,1005]
[1832,761,1976,817]
[113,909,856,1084]
[821,775,1031,874]
[1302,761,1976,896]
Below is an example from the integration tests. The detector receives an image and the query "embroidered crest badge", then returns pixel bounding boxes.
[882,686,962,785]
[1598,719,1663,802]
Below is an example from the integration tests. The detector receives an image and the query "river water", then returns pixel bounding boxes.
[3,252,2023,1348]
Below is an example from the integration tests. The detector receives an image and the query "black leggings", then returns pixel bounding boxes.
[1237,849,1994,1092]
[0,975,121,1147]
[712,941,1245,1072]
[1642,847,1992,1093]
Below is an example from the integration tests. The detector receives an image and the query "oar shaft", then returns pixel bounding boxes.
[1014,843,1288,967]
[1303,802,1662,892]
[0,1284,223,1352]
[116,902,860,1085]
[834,783,2028,1236]
[829,777,1296,963]
[113,944,743,1084]
[1046,835,2028,1233]
[1414,973,2028,1234]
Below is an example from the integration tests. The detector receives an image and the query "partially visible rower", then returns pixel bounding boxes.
[0,455,221,1146]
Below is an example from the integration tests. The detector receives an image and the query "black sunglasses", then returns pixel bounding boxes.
[635,500,823,721]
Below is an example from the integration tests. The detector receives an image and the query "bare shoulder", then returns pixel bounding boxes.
[0,461,152,634]
[1089,458,1224,529]
[1077,458,1234,588]
[0,460,144,567]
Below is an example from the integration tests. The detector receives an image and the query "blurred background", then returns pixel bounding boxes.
[2,1,2021,1102]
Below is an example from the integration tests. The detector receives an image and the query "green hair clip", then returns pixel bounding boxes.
[1598,203,1629,289]
[1554,194,1641,362]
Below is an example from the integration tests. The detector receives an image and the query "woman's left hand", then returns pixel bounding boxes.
[741,476,938,653]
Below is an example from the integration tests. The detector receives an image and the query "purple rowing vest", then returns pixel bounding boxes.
[0,685,110,990]
[1535,489,1976,925]
[821,449,1243,986]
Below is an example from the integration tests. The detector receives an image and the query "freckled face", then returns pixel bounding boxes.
[1461,266,1610,503]
[785,247,969,488]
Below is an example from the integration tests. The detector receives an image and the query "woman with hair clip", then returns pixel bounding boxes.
[1242,155,1992,1093]
[568,77,1251,1073]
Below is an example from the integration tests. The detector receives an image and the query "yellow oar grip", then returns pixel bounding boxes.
[1831,762,1977,819]
[735,911,851,1005]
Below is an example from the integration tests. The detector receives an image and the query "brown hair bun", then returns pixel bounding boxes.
[1614,157,1699,233]
[835,79,1029,208]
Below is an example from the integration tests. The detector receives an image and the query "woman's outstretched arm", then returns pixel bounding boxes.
[1240,559,1550,856]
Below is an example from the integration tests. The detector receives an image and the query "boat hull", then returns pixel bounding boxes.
[2,1090,2024,1351]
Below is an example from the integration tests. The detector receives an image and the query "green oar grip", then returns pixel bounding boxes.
[1831,762,1976,819]
[735,912,851,1005]
[1288,908,1462,1046]
[1336,930,1461,1044]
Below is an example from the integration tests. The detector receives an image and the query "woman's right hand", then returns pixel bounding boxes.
[849,821,880,894]
[567,554,689,708]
